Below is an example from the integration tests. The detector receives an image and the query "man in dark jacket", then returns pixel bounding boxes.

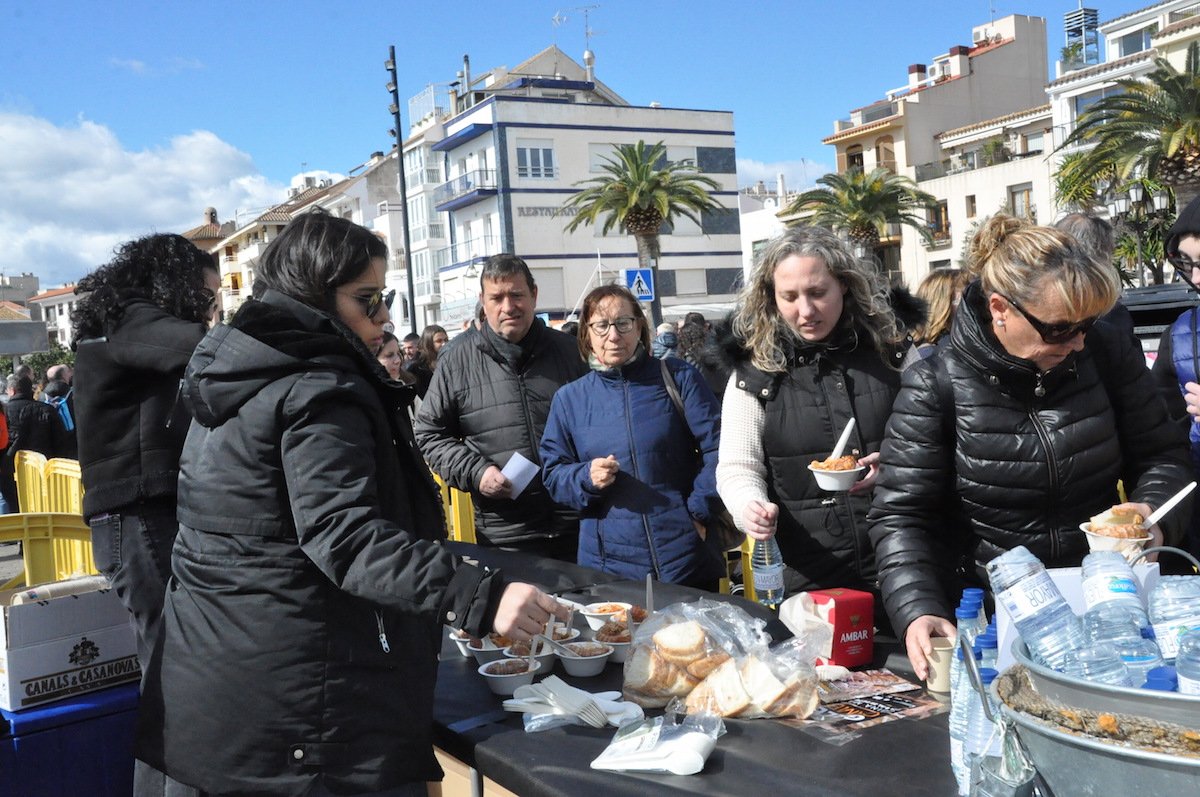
[414,254,589,560]
[3,375,69,509]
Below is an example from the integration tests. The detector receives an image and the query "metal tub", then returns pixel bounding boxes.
[1011,640,1200,727]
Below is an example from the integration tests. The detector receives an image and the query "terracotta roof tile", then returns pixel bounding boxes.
[27,286,77,303]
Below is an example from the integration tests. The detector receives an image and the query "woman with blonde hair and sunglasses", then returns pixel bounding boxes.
[869,213,1191,681]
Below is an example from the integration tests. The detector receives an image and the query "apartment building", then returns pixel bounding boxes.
[413,46,741,329]
[26,286,77,347]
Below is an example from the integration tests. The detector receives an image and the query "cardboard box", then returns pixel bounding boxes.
[806,588,875,668]
[0,586,139,711]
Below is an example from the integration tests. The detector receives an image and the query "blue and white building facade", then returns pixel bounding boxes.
[410,46,742,329]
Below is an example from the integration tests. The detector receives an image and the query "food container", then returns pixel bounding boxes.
[1012,640,1200,728]
[580,602,633,632]
[504,640,556,672]
[998,690,1200,796]
[449,629,474,658]
[546,625,582,645]
[469,637,508,667]
[1079,522,1153,564]
[559,642,613,677]
[807,464,865,492]
[478,659,542,696]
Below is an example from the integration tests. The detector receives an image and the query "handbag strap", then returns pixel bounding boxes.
[660,358,688,422]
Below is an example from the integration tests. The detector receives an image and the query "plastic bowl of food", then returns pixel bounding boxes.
[593,621,633,663]
[559,642,613,677]
[449,628,475,658]
[1079,522,1153,564]
[580,602,633,632]
[478,658,542,696]
[807,463,865,492]
[504,640,557,672]
[469,633,512,666]
[546,624,581,644]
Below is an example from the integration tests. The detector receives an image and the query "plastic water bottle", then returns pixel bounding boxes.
[1115,638,1164,686]
[950,604,980,692]
[962,667,1002,796]
[961,594,987,636]
[948,645,980,794]
[1147,577,1200,662]
[1177,631,1200,695]
[986,546,1084,671]
[1081,604,1142,646]
[1081,551,1149,629]
[1072,643,1132,687]
[1143,665,1178,691]
[976,631,998,670]
[751,536,785,609]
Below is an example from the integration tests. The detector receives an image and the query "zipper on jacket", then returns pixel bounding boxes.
[165,378,185,429]
[515,372,542,467]
[375,611,391,653]
[1027,406,1061,561]
[819,364,867,581]
[623,374,661,579]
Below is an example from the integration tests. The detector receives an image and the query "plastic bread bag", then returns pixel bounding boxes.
[621,598,771,709]
[590,713,725,776]
[673,637,820,720]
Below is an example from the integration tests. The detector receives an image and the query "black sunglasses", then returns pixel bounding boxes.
[1168,253,1200,279]
[345,288,395,320]
[999,293,1097,344]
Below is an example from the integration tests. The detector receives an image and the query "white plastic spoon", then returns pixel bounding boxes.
[1143,481,1197,529]
[830,417,857,460]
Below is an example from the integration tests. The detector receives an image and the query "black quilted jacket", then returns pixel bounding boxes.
[868,281,1192,636]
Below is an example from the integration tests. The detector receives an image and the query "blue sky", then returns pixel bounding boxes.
[1,0,1144,286]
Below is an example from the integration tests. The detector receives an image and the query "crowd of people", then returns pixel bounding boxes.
[53,199,1200,794]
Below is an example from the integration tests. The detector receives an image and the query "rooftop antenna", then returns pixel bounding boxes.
[575,4,601,51]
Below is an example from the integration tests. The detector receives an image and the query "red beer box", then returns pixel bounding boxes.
[807,588,874,668]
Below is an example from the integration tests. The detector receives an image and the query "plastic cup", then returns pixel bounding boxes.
[926,637,955,693]
[1079,522,1152,564]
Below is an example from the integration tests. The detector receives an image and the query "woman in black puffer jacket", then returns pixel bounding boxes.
[869,214,1191,681]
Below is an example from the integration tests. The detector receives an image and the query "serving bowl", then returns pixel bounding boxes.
[503,640,557,672]
[448,629,475,658]
[478,658,542,696]
[469,635,510,666]
[1079,522,1152,564]
[579,602,632,632]
[808,464,865,492]
[558,642,613,676]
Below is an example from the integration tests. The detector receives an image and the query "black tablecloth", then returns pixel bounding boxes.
[434,546,957,796]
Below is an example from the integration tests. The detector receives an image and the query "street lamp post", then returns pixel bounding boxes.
[1106,183,1171,287]
[385,46,417,335]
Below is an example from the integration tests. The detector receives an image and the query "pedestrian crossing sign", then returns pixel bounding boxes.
[624,268,655,301]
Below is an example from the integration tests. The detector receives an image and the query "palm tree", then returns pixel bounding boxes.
[563,140,724,324]
[1059,43,1200,208]
[1053,151,1117,212]
[783,168,939,260]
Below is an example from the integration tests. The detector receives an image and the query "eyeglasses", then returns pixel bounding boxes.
[1168,253,1200,279]
[999,293,1098,344]
[588,316,637,335]
[344,288,395,320]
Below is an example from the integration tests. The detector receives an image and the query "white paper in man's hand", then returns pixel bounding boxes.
[501,451,539,498]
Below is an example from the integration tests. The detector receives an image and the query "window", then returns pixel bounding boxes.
[1023,131,1044,155]
[965,195,977,218]
[516,140,555,178]
[845,145,864,173]
[1073,86,1120,119]
[1008,183,1034,220]
[589,143,617,172]
[875,136,896,172]
[928,200,950,240]
[1117,27,1153,57]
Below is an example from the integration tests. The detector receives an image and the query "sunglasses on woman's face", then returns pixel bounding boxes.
[348,288,395,320]
[1000,293,1098,344]
[1168,253,1200,280]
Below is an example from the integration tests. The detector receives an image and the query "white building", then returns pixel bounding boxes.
[820,14,1049,286]
[27,286,78,347]
[410,46,741,329]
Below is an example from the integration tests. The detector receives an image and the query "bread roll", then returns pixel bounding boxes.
[684,658,750,717]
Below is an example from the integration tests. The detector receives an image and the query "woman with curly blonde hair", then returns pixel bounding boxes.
[716,225,921,607]
[869,213,1190,681]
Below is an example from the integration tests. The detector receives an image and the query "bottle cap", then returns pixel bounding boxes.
[1145,665,1178,685]
[1141,680,1176,691]
[956,605,978,620]
[978,667,998,684]
[962,588,985,602]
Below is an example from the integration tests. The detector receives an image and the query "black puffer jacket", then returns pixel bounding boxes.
[74,299,207,519]
[869,282,1192,636]
[413,319,589,545]
[136,291,506,795]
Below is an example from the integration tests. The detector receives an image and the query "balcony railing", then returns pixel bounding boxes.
[409,221,447,243]
[923,229,953,250]
[406,167,443,187]
[434,235,501,268]
[434,169,497,206]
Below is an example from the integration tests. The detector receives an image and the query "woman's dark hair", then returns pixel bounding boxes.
[256,208,388,311]
[418,324,448,367]
[676,320,709,364]
[72,233,217,348]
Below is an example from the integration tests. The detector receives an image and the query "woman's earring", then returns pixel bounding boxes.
[995,318,1005,328]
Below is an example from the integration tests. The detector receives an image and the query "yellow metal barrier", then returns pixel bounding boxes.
[45,458,84,516]
[0,512,96,590]
[742,538,757,604]
[14,450,47,513]
[430,470,477,544]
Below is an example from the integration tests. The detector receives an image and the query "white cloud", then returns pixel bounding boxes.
[0,113,284,287]
[737,158,833,192]
[108,57,204,76]
[108,58,147,74]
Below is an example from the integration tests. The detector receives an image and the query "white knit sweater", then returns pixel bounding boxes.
[715,372,770,532]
